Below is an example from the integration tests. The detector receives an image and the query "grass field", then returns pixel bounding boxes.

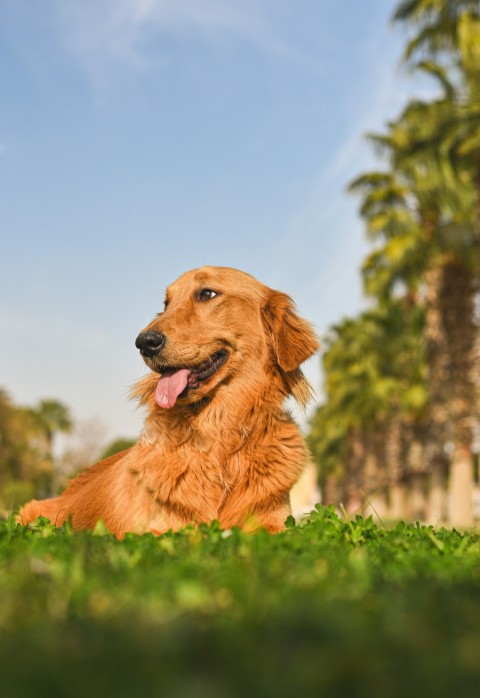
[1,506,480,697]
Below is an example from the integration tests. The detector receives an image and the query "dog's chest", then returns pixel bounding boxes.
[130,441,233,518]
[134,422,304,529]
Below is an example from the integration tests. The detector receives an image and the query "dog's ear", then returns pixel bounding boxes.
[263,290,319,372]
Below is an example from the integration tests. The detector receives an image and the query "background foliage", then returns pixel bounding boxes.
[0,389,133,512]
[308,0,480,525]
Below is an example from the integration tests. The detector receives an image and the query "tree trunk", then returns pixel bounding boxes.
[364,492,388,522]
[426,455,448,525]
[406,428,427,520]
[389,480,407,520]
[424,256,476,526]
[362,429,387,520]
[322,472,340,509]
[449,446,474,527]
[343,429,365,514]
[408,474,427,521]
[424,262,452,453]
[385,416,407,520]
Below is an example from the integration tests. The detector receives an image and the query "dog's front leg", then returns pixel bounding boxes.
[219,487,292,533]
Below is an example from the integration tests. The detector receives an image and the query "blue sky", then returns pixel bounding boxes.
[1,0,427,443]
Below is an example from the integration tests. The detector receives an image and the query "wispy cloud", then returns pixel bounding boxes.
[267,36,441,412]
[271,36,440,297]
[50,0,322,82]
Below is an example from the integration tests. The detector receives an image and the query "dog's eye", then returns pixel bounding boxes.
[197,288,218,302]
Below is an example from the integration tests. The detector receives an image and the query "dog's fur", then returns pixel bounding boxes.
[19,266,318,537]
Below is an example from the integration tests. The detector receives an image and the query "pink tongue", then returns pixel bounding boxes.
[155,369,191,409]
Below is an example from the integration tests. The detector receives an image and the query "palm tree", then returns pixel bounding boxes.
[311,1,480,524]
[391,91,478,524]
[309,301,427,518]
[351,66,478,520]
[33,399,72,456]
[393,1,480,69]
[0,390,61,506]
[393,0,480,238]
[348,169,427,303]
[393,1,480,56]
[392,3,480,523]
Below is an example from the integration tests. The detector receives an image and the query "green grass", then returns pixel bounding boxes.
[1,507,480,697]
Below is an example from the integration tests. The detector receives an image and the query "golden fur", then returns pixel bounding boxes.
[19,266,319,537]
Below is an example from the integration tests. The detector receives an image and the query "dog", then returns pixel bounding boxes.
[19,266,319,537]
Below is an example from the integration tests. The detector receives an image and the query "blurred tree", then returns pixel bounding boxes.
[101,438,136,460]
[347,27,479,518]
[0,390,55,509]
[392,2,480,232]
[32,399,72,455]
[309,301,427,517]
[393,1,480,78]
[311,0,480,523]
[374,68,478,524]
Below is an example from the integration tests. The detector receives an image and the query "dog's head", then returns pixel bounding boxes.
[134,266,319,410]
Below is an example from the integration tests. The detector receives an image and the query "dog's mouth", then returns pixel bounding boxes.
[153,350,228,409]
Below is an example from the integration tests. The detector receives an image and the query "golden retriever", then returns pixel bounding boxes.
[19,266,318,537]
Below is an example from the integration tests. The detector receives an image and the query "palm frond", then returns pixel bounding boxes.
[392,0,423,22]
[413,60,456,97]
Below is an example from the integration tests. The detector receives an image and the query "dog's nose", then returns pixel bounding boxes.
[135,330,166,358]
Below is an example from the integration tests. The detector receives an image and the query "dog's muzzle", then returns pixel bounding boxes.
[135,331,166,358]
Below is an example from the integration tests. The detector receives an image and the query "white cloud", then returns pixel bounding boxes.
[51,0,321,80]
[271,33,440,295]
